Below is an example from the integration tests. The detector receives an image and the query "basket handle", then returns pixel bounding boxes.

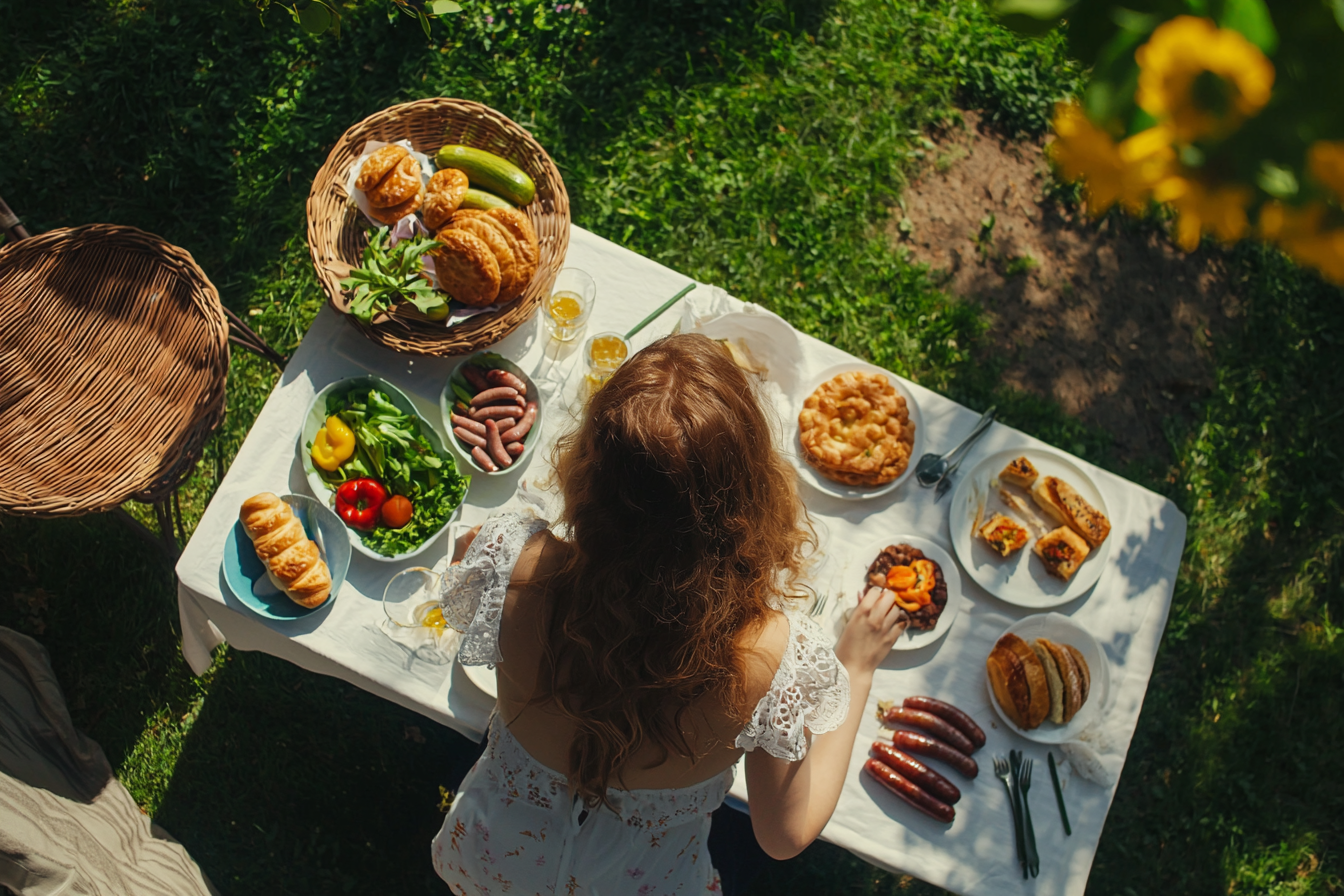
[0,194,30,241]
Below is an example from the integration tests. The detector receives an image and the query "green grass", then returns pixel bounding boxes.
[2,0,1342,893]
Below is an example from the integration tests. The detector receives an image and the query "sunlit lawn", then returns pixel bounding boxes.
[1,0,1341,892]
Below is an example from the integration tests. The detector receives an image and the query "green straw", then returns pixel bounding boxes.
[624,282,696,340]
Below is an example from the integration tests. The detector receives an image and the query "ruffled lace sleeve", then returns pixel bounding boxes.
[735,612,850,761]
[439,512,549,666]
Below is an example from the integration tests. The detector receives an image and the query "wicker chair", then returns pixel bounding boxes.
[0,197,284,557]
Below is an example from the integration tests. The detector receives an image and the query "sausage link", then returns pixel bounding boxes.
[871,742,960,805]
[485,367,528,394]
[471,446,498,472]
[486,420,512,468]
[903,696,986,750]
[470,404,526,421]
[863,759,955,824]
[505,441,525,457]
[461,365,491,392]
[880,706,976,756]
[469,386,520,407]
[501,402,538,442]
[453,426,487,449]
[450,413,487,436]
[891,730,979,779]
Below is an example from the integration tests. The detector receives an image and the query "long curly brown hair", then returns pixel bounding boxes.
[534,333,814,805]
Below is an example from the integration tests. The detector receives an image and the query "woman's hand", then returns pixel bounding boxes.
[450,524,482,565]
[833,586,905,676]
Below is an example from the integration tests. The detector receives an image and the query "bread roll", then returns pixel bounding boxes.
[365,154,423,208]
[1033,526,1091,581]
[239,493,331,609]
[986,633,1050,730]
[1031,640,1065,725]
[1039,638,1086,723]
[1000,456,1038,488]
[356,145,409,192]
[1031,476,1110,547]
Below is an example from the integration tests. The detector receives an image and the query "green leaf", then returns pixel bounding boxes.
[1216,0,1278,54]
[1256,161,1299,199]
[428,0,461,15]
[1332,0,1344,31]
[295,1,332,34]
[418,10,431,37]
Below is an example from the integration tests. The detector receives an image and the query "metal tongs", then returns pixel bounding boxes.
[914,405,997,499]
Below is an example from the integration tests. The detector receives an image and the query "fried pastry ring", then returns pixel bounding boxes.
[798,371,914,486]
[355,145,409,192]
[365,154,422,208]
[432,229,501,307]
[422,168,470,230]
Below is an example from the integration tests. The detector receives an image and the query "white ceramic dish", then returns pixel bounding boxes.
[986,612,1110,743]
[440,353,544,477]
[788,361,924,501]
[459,660,498,699]
[299,375,465,563]
[949,447,1112,608]
[846,534,962,651]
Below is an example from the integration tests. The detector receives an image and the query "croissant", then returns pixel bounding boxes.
[239,493,332,609]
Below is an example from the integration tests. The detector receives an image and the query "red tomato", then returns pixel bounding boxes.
[380,494,413,529]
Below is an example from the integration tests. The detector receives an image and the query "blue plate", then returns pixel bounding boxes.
[222,494,352,621]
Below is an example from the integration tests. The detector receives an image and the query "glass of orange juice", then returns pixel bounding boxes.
[583,331,631,393]
[544,268,595,342]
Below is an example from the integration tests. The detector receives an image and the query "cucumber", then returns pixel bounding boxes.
[435,144,535,206]
[458,188,516,211]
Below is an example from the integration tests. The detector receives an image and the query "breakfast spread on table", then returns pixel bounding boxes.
[307,386,468,556]
[344,141,541,319]
[862,543,947,631]
[239,493,332,609]
[867,696,986,823]
[987,632,1092,730]
[798,370,915,486]
[446,355,539,472]
[972,455,1111,582]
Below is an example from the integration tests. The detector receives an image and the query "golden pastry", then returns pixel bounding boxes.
[986,633,1050,730]
[486,207,539,268]
[467,214,533,303]
[365,154,422,208]
[367,186,424,225]
[1031,476,1110,547]
[797,371,914,486]
[355,145,409,192]
[433,229,501,307]
[999,456,1038,489]
[422,168,470,230]
[1033,525,1091,581]
[238,493,331,609]
[445,217,518,297]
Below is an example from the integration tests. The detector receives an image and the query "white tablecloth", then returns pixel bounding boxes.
[176,225,1185,895]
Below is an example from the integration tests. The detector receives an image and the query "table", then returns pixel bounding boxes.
[176,225,1186,895]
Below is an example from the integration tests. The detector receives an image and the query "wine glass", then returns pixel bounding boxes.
[381,567,459,664]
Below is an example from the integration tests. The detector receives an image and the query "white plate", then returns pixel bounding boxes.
[459,661,498,699]
[846,535,962,650]
[986,613,1110,743]
[948,447,1111,607]
[788,361,925,501]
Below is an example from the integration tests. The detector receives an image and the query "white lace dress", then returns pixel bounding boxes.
[431,513,850,896]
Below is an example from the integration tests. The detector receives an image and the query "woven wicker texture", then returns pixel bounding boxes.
[307,98,571,356]
[0,224,230,516]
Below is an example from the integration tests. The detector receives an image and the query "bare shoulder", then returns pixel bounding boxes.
[739,609,791,705]
[503,530,566,620]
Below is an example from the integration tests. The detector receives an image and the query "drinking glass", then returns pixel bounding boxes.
[544,268,596,342]
[381,567,457,664]
[582,331,631,394]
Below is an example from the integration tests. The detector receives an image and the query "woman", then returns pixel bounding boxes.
[432,334,905,894]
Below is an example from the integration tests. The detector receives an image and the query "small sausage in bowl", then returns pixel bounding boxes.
[440,353,543,476]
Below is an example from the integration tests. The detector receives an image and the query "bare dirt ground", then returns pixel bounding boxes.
[891,112,1243,463]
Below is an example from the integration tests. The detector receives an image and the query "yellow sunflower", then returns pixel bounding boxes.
[1307,140,1344,202]
[1153,174,1252,251]
[1135,16,1274,143]
[1050,101,1174,215]
[1259,201,1344,284]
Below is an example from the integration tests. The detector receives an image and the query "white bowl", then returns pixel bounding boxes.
[985,612,1111,744]
[788,360,925,501]
[440,353,545,477]
[299,375,465,563]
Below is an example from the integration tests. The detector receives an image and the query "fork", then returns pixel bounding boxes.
[1015,752,1041,878]
[993,756,1027,875]
[807,590,830,619]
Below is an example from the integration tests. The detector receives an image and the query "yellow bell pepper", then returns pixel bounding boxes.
[311,415,356,471]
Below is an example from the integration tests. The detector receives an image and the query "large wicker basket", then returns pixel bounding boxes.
[306,98,571,356]
[0,224,230,516]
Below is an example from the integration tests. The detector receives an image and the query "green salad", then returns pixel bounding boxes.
[315,387,469,556]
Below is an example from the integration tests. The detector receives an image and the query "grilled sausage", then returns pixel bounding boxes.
[450,413,486,436]
[863,759,955,824]
[461,365,491,393]
[486,420,512,468]
[469,386,520,407]
[903,697,986,750]
[485,368,528,394]
[501,402,537,443]
[470,404,525,421]
[505,441,525,457]
[881,707,976,757]
[891,730,979,779]
[871,742,961,805]
[453,426,487,449]
[471,446,498,472]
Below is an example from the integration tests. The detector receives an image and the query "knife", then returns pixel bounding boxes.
[1049,752,1072,836]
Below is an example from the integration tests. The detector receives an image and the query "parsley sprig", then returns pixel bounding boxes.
[339,228,445,325]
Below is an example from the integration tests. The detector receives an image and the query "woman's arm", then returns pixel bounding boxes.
[744,587,906,859]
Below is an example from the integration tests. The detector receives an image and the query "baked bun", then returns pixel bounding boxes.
[1064,643,1091,709]
[1037,638,1087,722]
[1031,640,1065,724]
[432,229,501,307]
[1031,476,1110,547]
[239,493,331,609]
[365,154,423,208]
[367,185,424,225]
[1033,526,1091,581]
[422,168,470,230]
[986,633,1050,730]
[355,145,409,192]
[1000,456,1038,488]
